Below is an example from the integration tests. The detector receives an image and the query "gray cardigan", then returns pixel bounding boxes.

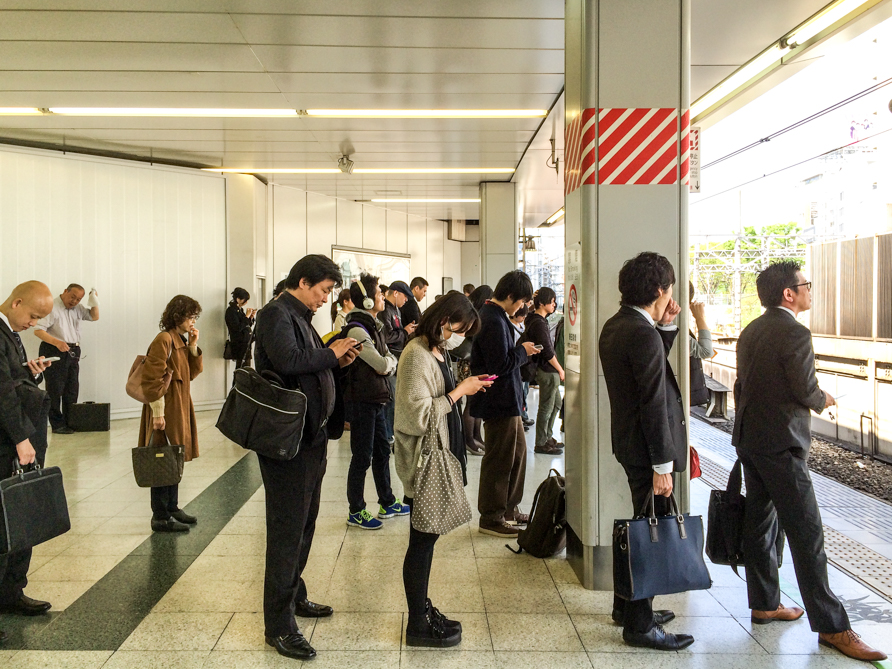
[394,336,454,498]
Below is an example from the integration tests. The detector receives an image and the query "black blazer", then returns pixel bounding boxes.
[0,322,44,454]
[732,308,826,456]
[224,303,254,346]
[598,306,687,472]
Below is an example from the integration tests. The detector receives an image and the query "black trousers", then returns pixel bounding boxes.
[39,342,79,430]
[613,464,673,634]
[346,402,395,515]
[258,436,327,638]
[402,497,440,623]
[150,484,180,520]
[0,449,34,606]
[738,448,849,633]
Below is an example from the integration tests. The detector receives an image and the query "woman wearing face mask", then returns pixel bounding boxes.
[455,286,492,455]
[394,292,492,648]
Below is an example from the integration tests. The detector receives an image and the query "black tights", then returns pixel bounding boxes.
[402,497,440,624]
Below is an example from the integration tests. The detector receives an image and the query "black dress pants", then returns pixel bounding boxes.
[402,497,440,621]
[39,342,79,430]
[738,448,849,633]
[150,484,180,520]
[613,464,673,634]
[258,435,327,638]
[0,449,34,606]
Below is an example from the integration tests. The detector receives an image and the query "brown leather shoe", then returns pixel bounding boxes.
[819,630,887,661]
[478,520,519,537]
[751,604,805,625]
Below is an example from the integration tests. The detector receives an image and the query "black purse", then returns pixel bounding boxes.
[0,458,70,554]
[223,340,234,360]
[706,459,785,573]
[131,431,185,488]
[613,492,712,600]
[216,368,307,460]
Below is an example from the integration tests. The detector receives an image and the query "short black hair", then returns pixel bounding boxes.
[285,254,343,290]
[618,252,676,307]
[468,285,493,311]
[756,260,802,308]
[410,277,429,290]
[534,286,557,309]
[413,292,480,351]
[272,280,286,298]
[513,305,529,320]
[350,273,380,308]
[493,270,533,302]
[463,283,475,295]
[231,287,249,303]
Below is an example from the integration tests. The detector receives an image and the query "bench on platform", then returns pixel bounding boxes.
[702,376,732,422]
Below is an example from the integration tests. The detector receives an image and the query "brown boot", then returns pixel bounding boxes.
[818,630,887,661]
[751,604,805,625]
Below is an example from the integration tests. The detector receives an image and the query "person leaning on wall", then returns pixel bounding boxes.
[225,287,255,369]
[139,295,203,534]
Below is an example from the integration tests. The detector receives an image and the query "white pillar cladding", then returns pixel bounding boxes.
[563,0,692,589]
[479,182,518,286]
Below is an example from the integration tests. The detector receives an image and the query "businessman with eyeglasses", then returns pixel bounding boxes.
[733,260,885,661]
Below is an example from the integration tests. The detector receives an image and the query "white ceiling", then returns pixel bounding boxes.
[0,0,836,222]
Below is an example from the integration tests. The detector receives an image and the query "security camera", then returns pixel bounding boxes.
[338,155,355,174]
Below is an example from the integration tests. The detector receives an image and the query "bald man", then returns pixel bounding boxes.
[0,281,56,625]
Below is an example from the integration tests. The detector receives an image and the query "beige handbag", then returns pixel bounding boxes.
[126,335,173,404]
[411,411,472,535]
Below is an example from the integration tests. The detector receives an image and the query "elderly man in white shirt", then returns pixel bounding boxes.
[33,283,99,434]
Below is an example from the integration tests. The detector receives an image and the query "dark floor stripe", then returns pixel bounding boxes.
[0,452,263,651]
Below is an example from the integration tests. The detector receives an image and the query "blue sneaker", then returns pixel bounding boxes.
[347,509,383,530]
[378,499,410,519]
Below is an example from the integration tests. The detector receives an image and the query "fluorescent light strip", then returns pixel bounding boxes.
[788,0,874,44]
[49,108,298,117]
[204,168,341,174]
[690,44,787,118]
[306,109,547,118]
[0,107,43,115]
[371,198,481,203]
[546,207,565,224]
[204,168,514,175]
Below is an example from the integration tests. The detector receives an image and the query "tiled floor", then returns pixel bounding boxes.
[0,392,889,667]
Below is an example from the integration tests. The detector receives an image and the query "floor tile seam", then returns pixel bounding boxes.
[563,609,597,657]
[207,612,236,654]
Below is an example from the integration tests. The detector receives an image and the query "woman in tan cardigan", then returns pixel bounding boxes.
[394,292,492,648]
[138,295,203,533]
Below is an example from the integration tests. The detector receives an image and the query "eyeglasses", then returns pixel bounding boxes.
[789,281,812,291]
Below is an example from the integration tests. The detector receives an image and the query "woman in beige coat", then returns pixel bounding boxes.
[138,295,203,533]
[394,292,492,648]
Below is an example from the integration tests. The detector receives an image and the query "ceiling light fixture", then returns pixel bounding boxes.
[203,167,514,175]
[305,109,547,119]
[370,198,481,203]
[544,207,565,226]
[48,108,298,117]
[784,0,877,47]
[203,168,341,174]
[338,155,355,174]
[0,107,43,115]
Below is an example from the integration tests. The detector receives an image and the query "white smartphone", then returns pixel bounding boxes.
[23,356,60,366]
[533,344,544,351]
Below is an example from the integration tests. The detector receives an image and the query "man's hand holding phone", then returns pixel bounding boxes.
[331,337,360,366]
[25,356,54,375]
[521,341,539,356]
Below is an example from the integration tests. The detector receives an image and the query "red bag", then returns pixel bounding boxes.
[690,446,702,479]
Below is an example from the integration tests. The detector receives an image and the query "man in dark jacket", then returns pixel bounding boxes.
[0,281,56,630]
[254,255,359,661]
[733,261,885,662]
[378,281,416,358]
[598,252,692,651]
[469,270,537,537]
[524,286,565,455]
[343,273,405,531]
[399,276,428,328]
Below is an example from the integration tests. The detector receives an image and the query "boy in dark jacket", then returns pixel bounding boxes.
[524,287,565,454]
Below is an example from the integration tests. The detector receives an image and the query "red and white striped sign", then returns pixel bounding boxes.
[564,108,690,194]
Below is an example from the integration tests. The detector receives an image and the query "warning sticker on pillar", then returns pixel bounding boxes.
[564,109,690,194]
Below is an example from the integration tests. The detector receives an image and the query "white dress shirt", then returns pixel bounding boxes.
[34,296,93,344]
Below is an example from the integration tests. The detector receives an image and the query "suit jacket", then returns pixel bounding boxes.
[732,308,826,456]
[598,306,687,472]
[0,322,46,455]
[469,302,530,421]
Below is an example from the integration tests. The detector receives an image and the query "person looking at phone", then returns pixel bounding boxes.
[469,270,538,537]
[225,287,255,369]
[525,287,565,455]
[399,276,428,331]
[33,283,99,435]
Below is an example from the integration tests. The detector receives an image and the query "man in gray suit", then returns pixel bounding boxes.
[734,260,885,662]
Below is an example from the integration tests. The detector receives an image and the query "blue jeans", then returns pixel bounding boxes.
[347,402,396,514]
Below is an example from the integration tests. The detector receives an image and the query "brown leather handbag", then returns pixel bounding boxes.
[126,335,172,404]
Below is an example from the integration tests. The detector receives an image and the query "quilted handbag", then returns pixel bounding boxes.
[411,411,472,535]
[131,431,185,488]
[0,459,70,554]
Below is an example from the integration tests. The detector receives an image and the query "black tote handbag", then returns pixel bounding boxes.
[0,459,71,554]
[216,368,307,460]
[131,431,185,488]
[613,492,712,601]
[706,459,785,572]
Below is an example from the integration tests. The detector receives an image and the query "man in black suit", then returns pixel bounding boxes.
[598,252,693,651]
[734,261,885,662]
[0,281,57,631]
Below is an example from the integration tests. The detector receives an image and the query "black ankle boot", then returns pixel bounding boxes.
[406,609,462,648]
[427,599,462,633]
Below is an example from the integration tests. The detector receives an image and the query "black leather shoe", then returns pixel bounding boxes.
[522,417,535,427]
[170,510,197,525]
[1,595,51,616]
[427,599,461,633]
[294,599,333,618]
[0,630,7,643]
[52,426,74,435]
[623,624,694,651]
[151,518,190,533]
[611,609,675,626]
[266,633,317,660]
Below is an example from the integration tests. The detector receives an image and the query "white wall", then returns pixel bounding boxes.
[0,145,228,419]
[271,184,462,334]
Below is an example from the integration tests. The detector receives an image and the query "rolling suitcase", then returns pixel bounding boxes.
[67,402,111,432]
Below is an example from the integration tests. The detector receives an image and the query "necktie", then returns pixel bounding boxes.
[11,331,27,364]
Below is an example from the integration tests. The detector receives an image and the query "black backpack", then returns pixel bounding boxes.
[508,469,567,557]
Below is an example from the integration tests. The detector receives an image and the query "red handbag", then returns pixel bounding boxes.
[690,446,702,479]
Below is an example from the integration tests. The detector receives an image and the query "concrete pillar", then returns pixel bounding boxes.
[479,182,517,286]
[563,0,692,589]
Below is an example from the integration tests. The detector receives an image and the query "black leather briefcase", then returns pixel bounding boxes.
[613,492,712,601]
[67,402,111,432]
[0,460,71,554]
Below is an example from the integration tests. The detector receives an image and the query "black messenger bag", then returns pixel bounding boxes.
[0,459,70,554]
[613,491,712,601]
[216,368,307,460]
